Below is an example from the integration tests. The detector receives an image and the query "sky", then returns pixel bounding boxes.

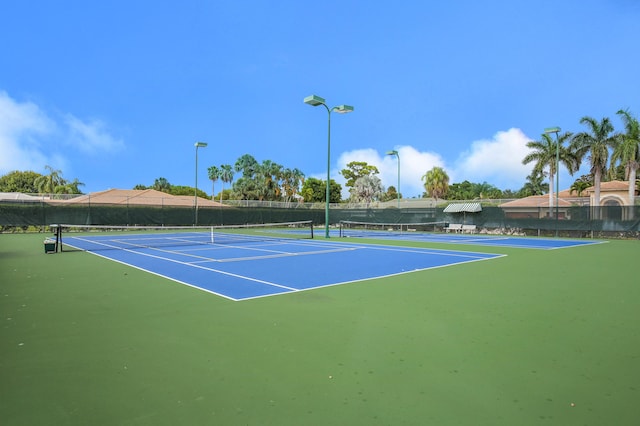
[1,0,639,198]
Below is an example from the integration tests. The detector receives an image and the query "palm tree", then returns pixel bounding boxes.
[570,180,592,197]
[421,167,449,202]
[258,160,283,200]
[289,168,304,202]
[232,176,260,201]
[234,154,258,178]
[253,173,269,201]
[219,164,234,203]
[34,165,64,194]
[523,131,577,214]
[519,170,548,197]
[472,181,501,199]
[281,168,294,202]
[571,116,617,212]
[207,165,221,200]
[55,178,85,195]
[611,109,640,205]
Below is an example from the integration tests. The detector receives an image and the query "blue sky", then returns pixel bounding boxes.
[1,0,639,198]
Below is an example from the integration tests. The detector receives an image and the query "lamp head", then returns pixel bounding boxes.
[303,95,326,107]
[334,105,354,114]
[195,141,208,148]
[544,127,561,134]
[386,150,399,156]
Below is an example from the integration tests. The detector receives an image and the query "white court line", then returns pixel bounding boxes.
[68,235,358,263]
[328,240,498,259]
[65,237,300,292]
[199,247,359,263]
[65,236,505,302]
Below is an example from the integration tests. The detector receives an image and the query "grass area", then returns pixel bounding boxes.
[1,233,639,425]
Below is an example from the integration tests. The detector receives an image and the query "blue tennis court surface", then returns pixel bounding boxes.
[62,234,503,301]
[335,230,605,250]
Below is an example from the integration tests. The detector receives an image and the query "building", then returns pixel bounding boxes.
[54,188,227,207]
[498,189,581,219]
[584,180,638,221]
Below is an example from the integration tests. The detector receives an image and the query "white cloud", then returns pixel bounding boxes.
[326,128,537,200]
[0,91,54,172]
[335,146,445,198]
[64,114,124,153]
[451,128,534,190]
[0,91,124,177]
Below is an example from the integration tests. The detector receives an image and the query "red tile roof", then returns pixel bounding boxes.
[51,189,227,207]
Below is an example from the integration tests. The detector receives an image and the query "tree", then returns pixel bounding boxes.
[382,185,399,202]
[473,182,493,199]
[34,165,65,194]
[169,185,195,196]
[568,174,593,197]
[523,131,577,212]
[519,170,549,197]
[609,164,626,181]
[258,159,284,200]
[300,177,341,203]
[421,167,449,201]
[340,161,379,190]
[219,164,234,203]
[234,154,259,178]
[231,155,287,201]
[351,175,384,204]
[218,188,233,201]
[611,109,640,204]
[446,180,475,200]
[281,167,305,203]
[55,178,84,194]
[169,185,207,198]
[501,189,518,199]
[570,181,591,197]
[207,165,221,200]
[0,170,43,193]
[571,116,617,210]
[472,181,502,199]
[231,176,258,200]
[152,177,171,193]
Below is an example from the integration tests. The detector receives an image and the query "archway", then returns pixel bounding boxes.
[602,198,622,221]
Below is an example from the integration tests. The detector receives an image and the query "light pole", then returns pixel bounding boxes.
[544,127,560,237]
[386,150,400,208]
[194,141,207,225]
[304,95,354,238]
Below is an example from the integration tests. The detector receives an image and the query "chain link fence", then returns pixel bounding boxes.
[2,197,639,238]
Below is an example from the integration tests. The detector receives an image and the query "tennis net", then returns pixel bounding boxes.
[339,220,446,238]
[51,220,314,252]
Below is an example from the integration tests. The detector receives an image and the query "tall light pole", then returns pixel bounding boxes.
[544,127,560,237]
[194,141,207,225]
[304,95,354,238]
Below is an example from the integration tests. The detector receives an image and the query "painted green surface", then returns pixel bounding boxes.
[1,233,639,425]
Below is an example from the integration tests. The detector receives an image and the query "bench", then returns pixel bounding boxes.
[445,223,462,233]
[461,224,477,234]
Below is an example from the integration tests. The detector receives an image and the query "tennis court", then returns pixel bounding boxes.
[337,221,605,249]
[54,223,503,301]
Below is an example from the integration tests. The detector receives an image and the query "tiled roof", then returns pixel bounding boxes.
[584,180,632,192]
[51,189,227,207]
[499,195,574,208]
